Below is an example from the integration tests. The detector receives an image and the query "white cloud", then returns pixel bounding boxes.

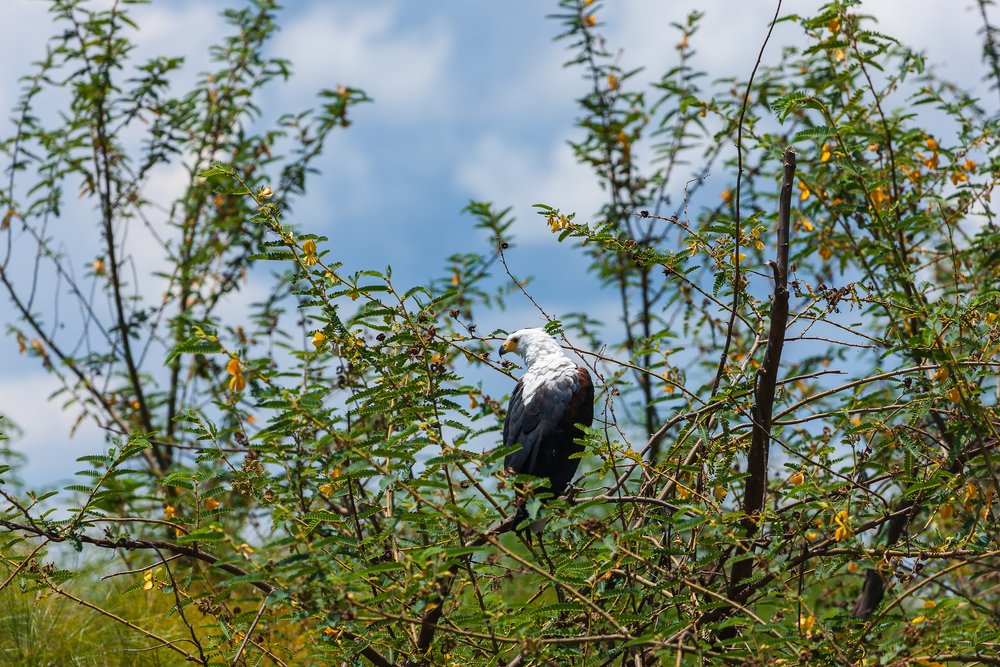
[607,0,994,99]
[455,133,604,242]
[0,2,50,117]
[126,3,220,89]
[0,373,106,487]
[272,4,454,122]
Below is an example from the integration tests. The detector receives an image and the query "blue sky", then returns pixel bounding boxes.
[1,0,996,487]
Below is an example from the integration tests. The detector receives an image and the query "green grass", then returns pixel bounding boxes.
[0,577,192,667]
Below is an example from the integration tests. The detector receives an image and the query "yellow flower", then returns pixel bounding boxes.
[799,218,814,232]
[939,502,954,519]
[204,498,220,510]
[164,505,176,520]
[547,213,571,232]
[720,188,733,203]
[227,357,246,392]
[827,18,840,33]
[925,137,938,150]
[806,530,820,541]
[1,207,19,231]
[318,484,333,497]
[833,510,853,541]
[676,34,689,50]
[798,181,811,201]
[819,245,833,261]
[788,471,805,486]
[258,186,274,200]
[923,153,939,170]
[607,74,618,90]
[585,14,597,27]
[92,259,106,275]
[676,484,691,499]
[301,239,319,267]
[142,568,162,591]
[870,187,888,209]
[911,615,926,624]
[312,330,326,347]
[713,485,727,501]
[964,482,977,504]
[847,562,858,572]
[834,48,845,62]
[799,614,815,636]
[450,271,460,286]
[923,600,937,609]
[963,158,977,172]
[947,386,961,403]
[820,143,831,162]
[933,367,948,382]
[950,171,967,185]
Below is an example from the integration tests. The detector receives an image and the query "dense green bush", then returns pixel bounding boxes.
[2,1,998,664]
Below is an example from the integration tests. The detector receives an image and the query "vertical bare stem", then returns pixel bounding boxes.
[728,147,795,604]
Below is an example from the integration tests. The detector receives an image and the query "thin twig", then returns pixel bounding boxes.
[710,0,784,397]
[232,590,272,666]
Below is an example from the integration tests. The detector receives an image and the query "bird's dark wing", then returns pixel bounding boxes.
[503,365,594,497]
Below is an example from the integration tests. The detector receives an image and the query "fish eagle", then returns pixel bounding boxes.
[499,328,594,518]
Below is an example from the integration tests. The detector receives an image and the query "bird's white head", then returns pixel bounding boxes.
[499,328,565,367]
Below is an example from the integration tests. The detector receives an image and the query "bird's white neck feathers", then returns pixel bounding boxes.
[524,336,567,369]
[504,329,581,408]
[506,328,569,368]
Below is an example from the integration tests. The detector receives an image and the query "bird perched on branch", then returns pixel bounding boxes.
[499,328,594,527]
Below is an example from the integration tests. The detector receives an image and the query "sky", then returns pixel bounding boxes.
[0,0,996,487]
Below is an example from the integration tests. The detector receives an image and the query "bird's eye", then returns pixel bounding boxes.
[511,337,519,344]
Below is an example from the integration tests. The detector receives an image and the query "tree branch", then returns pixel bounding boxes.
[728,147,795,604]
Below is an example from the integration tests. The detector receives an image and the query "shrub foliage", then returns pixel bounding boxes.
[1,1,998,665]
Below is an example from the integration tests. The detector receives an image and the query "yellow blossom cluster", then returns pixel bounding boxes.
[950,157,977,185]
[143,566,163,591]
[547,213,572,232]
[227,357,246,393]
[833,510,853,541]
[301,239,319,266]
